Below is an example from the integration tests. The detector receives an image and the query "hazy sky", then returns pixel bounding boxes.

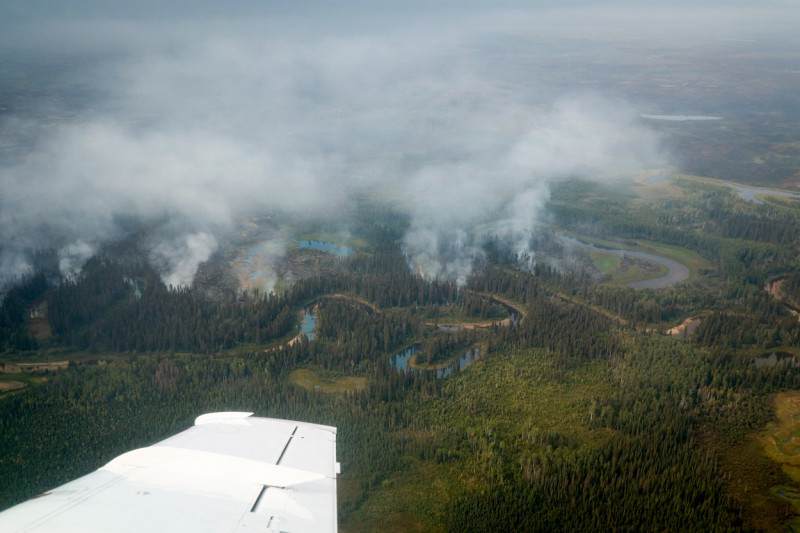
[0,1,796,287]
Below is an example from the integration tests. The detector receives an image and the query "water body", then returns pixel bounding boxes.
[237,246,263,267]
[390,345,480,378]
[233,245,264,279]
[291,239,353,256]
[776,488,800,502]
[725,183,800,205]
[753,351,800,369]
[391,344,420,372]
[622,250,690,289]
[561,236,689,289]
[641,114,722,121]
[436,347,480,378]
[301,309,317,341]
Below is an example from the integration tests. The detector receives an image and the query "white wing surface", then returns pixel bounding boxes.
[0,412,339,533]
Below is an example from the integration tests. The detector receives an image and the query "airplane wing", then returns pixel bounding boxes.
[0,412,339,533]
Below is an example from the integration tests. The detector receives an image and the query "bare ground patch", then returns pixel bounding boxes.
[765,278,800,323]
[1,361,69,373]
[0,380,26,392]
[666,317,702,339]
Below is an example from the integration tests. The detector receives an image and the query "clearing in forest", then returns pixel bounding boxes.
[289,368,367,393]
[0,380,26,394]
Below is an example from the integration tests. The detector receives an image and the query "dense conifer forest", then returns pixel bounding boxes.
[2,175,800,531]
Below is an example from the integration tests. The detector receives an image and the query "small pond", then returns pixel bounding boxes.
[753,351,799,369]
[291,239,353,256]
[390,345,480,378]
[301,309,317,342]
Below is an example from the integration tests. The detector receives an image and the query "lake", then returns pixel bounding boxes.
[641,114,722,121]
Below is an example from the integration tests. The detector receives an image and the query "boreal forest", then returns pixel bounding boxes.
[3,172,800,531]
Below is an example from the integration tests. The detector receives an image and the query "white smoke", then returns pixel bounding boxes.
[149,232,218,288]
[0,5,669,289]
[399,97,661,283]
[58,240,96,279]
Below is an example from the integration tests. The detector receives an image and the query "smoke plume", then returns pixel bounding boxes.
[0,3,678,288]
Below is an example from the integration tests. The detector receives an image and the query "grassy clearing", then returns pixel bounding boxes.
[0,373,48,397]
[290,368,367,393]
[589,249,667,286]
[0,380,26,393]
[629,171,687,202]
[591,250,622,273]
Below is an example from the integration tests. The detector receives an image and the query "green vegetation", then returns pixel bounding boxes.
[589,248,667,286]
[290,368,367,393]
[2,174,800,530]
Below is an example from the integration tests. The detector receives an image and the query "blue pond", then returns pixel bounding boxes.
[391,344,420,372]
[291,239,353,256]
[390,345,480,378]
[301,310,317,341]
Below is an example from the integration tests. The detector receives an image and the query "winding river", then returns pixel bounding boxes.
[725,183,800,205]
[620,250,690,289]
[561,237,690,289]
